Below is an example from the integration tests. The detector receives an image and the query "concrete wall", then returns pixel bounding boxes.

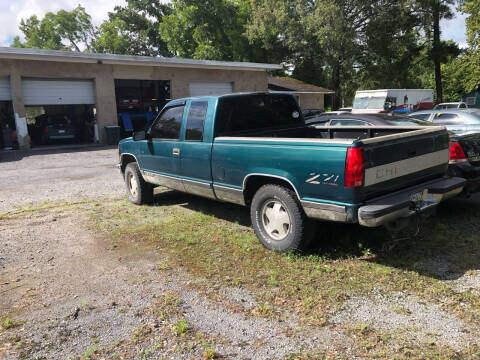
[0,59,269,146]
[298,93,325,110]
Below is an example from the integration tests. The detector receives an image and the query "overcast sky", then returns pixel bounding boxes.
[0,0,469,49]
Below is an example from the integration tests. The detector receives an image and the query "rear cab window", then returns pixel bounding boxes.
[215,94,304,136]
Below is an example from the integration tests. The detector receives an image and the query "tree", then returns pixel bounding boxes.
[93,0,172,56]
[92,18,131,55]
[413,0,460,103]
[355,1,424,90]
[459,0,480,93]
[158,0,262,62]
[12,6,96,51]
[248,0,379,109]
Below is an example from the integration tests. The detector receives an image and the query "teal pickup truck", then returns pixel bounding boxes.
[118,93,465,252]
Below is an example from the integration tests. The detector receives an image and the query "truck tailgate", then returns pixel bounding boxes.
[356,127,449,202]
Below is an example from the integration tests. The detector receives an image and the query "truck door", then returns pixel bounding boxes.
[140,104,186,191]
[179,100,215,199]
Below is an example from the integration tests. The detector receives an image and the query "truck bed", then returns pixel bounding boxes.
[213,125,449,207]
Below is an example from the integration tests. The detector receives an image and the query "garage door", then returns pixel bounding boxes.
[189,82,233,97]
[22,79,95,105]
[0,77,11,101]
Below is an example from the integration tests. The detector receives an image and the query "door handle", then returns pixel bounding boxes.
[172,148,180,156]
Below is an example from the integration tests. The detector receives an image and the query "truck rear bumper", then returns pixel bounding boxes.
[302,177,466,226]
[357,177,466,227]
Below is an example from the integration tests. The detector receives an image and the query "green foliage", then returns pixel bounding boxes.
[12,6,95,51]
[172,319,189,336]
[158,0,261,62]
[459,0,480,92]
[93,0,172,56]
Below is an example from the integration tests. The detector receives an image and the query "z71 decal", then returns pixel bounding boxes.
[306,173,340,186]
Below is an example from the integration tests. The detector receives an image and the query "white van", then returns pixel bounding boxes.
[352,89,434,114]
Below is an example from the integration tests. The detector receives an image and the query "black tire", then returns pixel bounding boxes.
[250,184,315,252]
[124,162,154,205]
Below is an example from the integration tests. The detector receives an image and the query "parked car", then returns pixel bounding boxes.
[407,110,480,196]
[31,114,77,145]
[118,93,465,252]
[407,109,480,132]
[308,112,480,198]
[434,102,469,110]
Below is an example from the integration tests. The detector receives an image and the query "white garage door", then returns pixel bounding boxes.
[189,82,233,97]
[0,77,11,101]
[22,79,95,105]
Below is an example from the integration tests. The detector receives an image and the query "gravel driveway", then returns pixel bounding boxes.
[0,147,123,213]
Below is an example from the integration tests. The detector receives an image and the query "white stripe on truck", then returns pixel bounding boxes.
[364,149,449,186]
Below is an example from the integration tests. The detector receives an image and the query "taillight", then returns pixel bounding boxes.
[43,128,49,134]
[344,147,364,188]
[449,142,467,163]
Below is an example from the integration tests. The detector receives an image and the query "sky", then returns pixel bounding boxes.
[0,0,470,48]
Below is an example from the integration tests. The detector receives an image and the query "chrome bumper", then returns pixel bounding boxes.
[301,177,466,226]
[357,177,466,227]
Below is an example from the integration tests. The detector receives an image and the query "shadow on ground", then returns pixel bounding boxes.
[151,189,480,281]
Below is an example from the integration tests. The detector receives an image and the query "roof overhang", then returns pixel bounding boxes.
[0,47,283,72]
[269,90,335,95]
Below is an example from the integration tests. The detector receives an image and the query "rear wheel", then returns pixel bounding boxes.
[250,184,314,252]
[124,162,153,205]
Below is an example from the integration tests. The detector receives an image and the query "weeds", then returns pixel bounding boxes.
[172,319,189,337]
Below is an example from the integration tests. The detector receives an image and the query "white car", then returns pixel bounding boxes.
[434,102,468,110]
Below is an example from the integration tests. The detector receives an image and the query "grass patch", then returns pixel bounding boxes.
[172,319,189,337]
[84,192,480,357]
[88,194,480,326]
[0,317,25,330]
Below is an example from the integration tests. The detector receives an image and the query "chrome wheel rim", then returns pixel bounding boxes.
[261,200,291,241]
[128,173,138,197]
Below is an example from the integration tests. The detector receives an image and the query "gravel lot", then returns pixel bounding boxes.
[1,146,480,359]
[0,146,123,213]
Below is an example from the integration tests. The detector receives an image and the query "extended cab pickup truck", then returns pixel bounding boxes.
[118,93,465,252]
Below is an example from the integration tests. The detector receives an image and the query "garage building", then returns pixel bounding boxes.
[0,47,281,148]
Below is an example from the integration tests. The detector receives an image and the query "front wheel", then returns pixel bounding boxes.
[250,184,314,252]
[124,162,153,205]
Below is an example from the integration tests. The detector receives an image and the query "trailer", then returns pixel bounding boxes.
[352,89,434,114]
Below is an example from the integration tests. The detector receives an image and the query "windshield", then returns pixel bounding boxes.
[353,96,386,110]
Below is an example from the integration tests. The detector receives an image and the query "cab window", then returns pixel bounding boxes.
[185,101,208,141]
[150,106,185,139]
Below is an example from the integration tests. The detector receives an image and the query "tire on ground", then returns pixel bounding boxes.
[124,162,154,205]
[250,184,315,252]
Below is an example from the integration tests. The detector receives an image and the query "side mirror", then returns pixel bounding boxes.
[133,130,146,141]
